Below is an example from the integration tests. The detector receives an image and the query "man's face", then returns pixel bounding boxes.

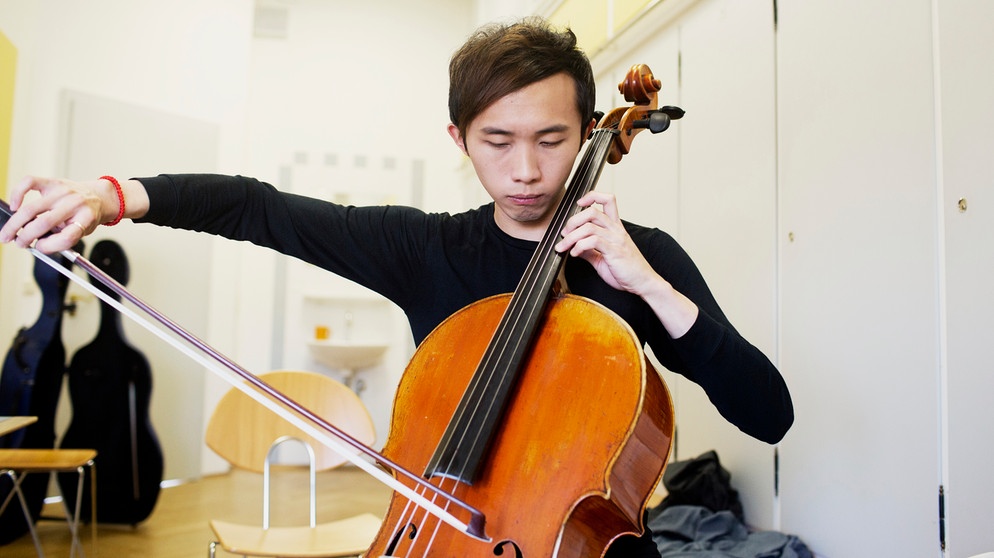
[448,73,592,241]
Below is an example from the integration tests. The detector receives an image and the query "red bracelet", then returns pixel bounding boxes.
[101,175,125,226]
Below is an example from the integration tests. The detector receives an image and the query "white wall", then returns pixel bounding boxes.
[206,0,475,471]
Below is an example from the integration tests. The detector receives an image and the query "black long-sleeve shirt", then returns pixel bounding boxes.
[136,173,793,444]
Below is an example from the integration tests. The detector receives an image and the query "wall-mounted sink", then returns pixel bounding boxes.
[307,341,389,371]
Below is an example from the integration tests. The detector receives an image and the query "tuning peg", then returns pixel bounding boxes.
[659,105,685,120]
[633,111,671,133]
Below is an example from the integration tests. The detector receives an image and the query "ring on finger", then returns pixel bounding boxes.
[67,221,86,235]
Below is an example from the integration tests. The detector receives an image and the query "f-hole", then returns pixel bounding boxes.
[493,540,524,557]
[385,522,418,556]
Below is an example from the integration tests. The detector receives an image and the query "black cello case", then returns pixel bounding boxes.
[58,239,164,524]
[0,248,77,544]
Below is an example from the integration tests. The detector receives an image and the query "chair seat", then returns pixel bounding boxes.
[210,512,382,557]
[0,449,96,471]
[0,448,98,558]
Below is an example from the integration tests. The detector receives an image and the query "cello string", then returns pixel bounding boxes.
[397,473,448,554]
[434,134,603,479]
[419,479,450,556]
[442,129,613,481]
[440,128,617,484]
[465,130,615,438]
[392,483,430,557]
[24,246,489,542]
[394,473,457,556]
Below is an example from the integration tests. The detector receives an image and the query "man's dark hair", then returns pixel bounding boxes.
[448,17,596,139]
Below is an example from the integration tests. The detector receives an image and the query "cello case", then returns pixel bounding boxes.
[58,239,164,524]
[0,248,77,544]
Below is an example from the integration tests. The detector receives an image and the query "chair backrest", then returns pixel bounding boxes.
[205,370,376,473]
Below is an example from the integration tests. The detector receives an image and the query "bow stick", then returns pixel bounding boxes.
[0,198,490,542]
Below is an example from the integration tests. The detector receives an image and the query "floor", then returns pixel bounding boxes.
[0,466,392,557]
[3,465,667,557]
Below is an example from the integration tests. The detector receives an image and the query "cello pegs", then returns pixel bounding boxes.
[659,105,686,120]
[632,105,686,134]
[633,112,671,134]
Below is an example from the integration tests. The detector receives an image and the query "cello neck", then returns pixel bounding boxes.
[425,127,620,484]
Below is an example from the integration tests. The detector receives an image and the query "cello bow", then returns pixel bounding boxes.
[0,198,490,542]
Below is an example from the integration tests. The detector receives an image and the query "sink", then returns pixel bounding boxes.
[307,341,389,370]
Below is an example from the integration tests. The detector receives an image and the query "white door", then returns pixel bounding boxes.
[60,91,219,482]
[937,0,994,555]
[776,1,941,556]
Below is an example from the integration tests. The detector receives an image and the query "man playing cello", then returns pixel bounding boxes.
[1,17,793,558]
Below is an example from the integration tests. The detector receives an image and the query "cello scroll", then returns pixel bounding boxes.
[599,64,685,164]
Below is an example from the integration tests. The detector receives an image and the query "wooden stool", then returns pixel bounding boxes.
[0,448,97,557]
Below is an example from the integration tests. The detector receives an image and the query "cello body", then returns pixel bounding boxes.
[368,294,674,557]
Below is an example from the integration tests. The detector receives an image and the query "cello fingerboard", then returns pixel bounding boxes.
[423,128,618,484]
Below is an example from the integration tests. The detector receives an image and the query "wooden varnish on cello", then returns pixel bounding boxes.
[366,64,683,558]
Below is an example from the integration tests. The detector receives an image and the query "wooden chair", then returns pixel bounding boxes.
[205,370,380,558]
[0,448,97,558]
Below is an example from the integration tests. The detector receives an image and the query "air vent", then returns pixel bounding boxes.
[254,4,289,39]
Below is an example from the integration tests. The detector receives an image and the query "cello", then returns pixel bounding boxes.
[367,64,682,557]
